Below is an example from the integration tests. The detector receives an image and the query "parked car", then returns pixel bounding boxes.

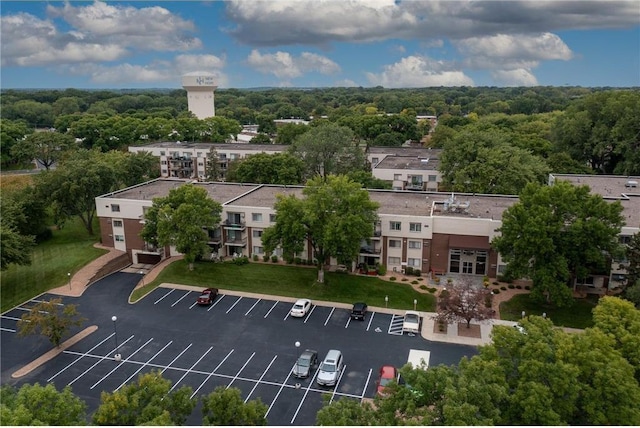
[376,365,398,396]
[350,302,368,320]
[317,349,344,387]
[403,310,420,334]
[292,349,318,378]
[197,288,218,305]
[290,299,312,317]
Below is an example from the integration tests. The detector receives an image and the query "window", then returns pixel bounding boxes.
[160,151,165,156]
[408,240,421,249]
[112,220,123,228]
[620,235,632,245]
[253,246,263,255]
[115,235,125,242]
[409,223,421,232]
[252,230,263,238]
[428,175,437,182]
[111,204,120,212]
[388,257,401,265]
[161,160,167,165]
[197,152,203,157]
[274,248,283,257]
[252,213,263,222]
[393,174,401,180]
[389,239,401,248]
[372,157,379,165]
[270,214,277,223]
[408,258,420,267]
[230,153,240,160]
[389,221,401,231]
[161,169,167,174]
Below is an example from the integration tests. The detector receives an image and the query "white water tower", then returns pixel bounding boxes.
[181,72,217,119]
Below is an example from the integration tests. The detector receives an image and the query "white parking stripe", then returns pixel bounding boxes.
[16,307,48,313]
[344,316,351,329]
[154,289,174,304]
[90,337,154,390]
[265,363,296,417]
[366,312,375,331]
[226,352,255,389]
[290,366,321,424]
[360,368,373,401]
[245,355,277,403]
[114,340,173,391]
[190,349,234,399]
[189,301,198,309]
[171,291,191,307]
[245,299,261,316]
[324,307,335,326]
[264,301,278,318]
[169,346,213,393]
[283,308,291,320]
[68,335,135,386]
[161,343,193,374]
[48,333,115,382]
[329,365,347,404]
[1,327,16,332]
[303,305,316,323]
[1,315,25,321]
[208,295,225,311]
[30,299,64,306]
[226,296,243,314]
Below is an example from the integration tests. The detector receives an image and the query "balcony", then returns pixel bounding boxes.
[359,246,381,256]
[224,236,247,247]
[223,219,246,230]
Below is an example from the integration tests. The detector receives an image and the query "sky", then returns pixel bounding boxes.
[1,1,639,89]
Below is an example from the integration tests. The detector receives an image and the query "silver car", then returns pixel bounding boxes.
[292,349,318,378]
[317,349,343,387]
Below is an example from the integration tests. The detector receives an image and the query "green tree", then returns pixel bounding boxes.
[624,233,640,290]
[1,186,50,241]
[315,397,377,426]
[226,152,305,185]
[201,386,267,426]
[92,370,196,425]
[17,298,85,347]
[262,175,379,283]
[34,149,118,235]
[250,133,272,144]
[275,123,309,145]
[0,383,87,425]
[201,116,242,143]
[625,281,640,308]
[0,119,32,167]
[205,148,223,181]
[0,222,35,271]
[10,131,76,170]
[140,184,222,270]
[492,181,624,306]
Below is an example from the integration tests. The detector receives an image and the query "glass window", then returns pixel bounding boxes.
[160,151,165,156]
[428,175,437,182]
[253,230,263,238]
[111,204,120,212]
[113,220,123,228]
[408,258,420,267]
[409,223,421,232]
[388,256,401,265]
[161,160,167,165]
[390,221,401,231]
[372,157,379,165]
[408,240,421,249]
[253,246,263,255]
[269,214,277,222]
[252,213,263,222]
[389,239,401,248]
[115,235,125,242]
[394,174,401,180]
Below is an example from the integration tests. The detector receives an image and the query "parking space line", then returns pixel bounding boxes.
[329,365,348,404]
[324,307,335,326]
[283,307,291,321]
[264,301,278,318]
[15,307,48,314]
[360,368,373,401]
[189,301,198,309]
[388,314,404,335]
[90,337,154,390]
[170,291,191,307]
[68,335,135,386]
[208,295,225,311]
[290,365,321,424]
[154,289,175,305]
[226,352,255,389]
[226,296,243,314]
[114,340,173,391]
[344,316,351,329]
[168,346,213,393]
[245,299,261,316]
[244,355,277,403]
[1,327,16,332]
[49,333,115,382]
[190,349,234,399]
[366,312,375,331]
[265,363,295,418]
[303,305,316,323]
[30,299,64,306]
[161,343,192,374]
[1,315,24,321]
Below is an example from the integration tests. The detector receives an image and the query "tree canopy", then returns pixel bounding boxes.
[226,152,305,185]
[17,297,85,347]
[435,276,493,328]
[492,180,624,306]
[201,386,267,426]
[0,383,87,425]
[10,131,76,170]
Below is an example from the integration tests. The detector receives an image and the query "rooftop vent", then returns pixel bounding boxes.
[625,180,638,188]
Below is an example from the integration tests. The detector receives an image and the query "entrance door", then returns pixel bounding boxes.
[462,261,474,274]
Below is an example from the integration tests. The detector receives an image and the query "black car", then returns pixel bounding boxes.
[292,349,318,378]
[350,302,368,320]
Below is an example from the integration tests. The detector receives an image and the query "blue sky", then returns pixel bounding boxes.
[1,1,639,89]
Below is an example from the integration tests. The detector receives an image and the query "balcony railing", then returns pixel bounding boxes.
[224,219,246,229]
[224,237,247,246]
[359,246,381,255]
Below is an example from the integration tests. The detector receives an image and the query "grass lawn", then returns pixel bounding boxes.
[0,217,105,312]
[500,293,598,329]
[132,260,436,312]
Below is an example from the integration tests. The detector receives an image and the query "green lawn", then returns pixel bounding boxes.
[1,217,105,312]
[500,293,598,329]
[132,260,436,312]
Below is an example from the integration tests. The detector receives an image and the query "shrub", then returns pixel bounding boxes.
[271,255,278,263]
[516,285,522,289]
[389,276,397,281]
[439,289,450,300]
[232,256,249,266]
[413,269,421,276]
[252,254,259,262]
[500,286,507,291]
[402,278,408,282]
[447,278,453,284]
[263,255,269,262]
[508,284,515,289]
[411,280,419,285]
[524,285,531,290]
[492,281,499,285]
[285,257,294,264]
[294,257,302,265]
[405,266,414,275]
[417,277,424,281]
[492,289,500,294]
[419,285,428,290]
[377,264,387,276]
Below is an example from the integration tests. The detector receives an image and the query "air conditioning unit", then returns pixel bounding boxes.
[625,180,638,188]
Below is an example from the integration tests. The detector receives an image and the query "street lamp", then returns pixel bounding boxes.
[67,272,71,290]
[385,295,388,308]
[413,299,417,311]
[521,311,526,319]
[112,316,121,361]
[294,341,301,389]
[139,270,145,287]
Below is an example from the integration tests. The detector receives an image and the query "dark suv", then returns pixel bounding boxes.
[350,302,368,320]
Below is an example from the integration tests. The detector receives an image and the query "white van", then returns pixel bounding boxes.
[317,349,344,386]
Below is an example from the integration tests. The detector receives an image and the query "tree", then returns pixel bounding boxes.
[33,149,118,235]
[434,276,493,328]
[0,383,87,425]
[140,184,222,270]
[10,131,76,170]
[262,175,379,283]
[289,122,366,180]
[0,223,35,270]
[315,397,377,426]
[625,232,640,290]
[103,150,160,188]
[275,123,309,145]
[0,119,32,167]
[249,133,272,144]
[92,370,196,425]
[226,152,305,185]
[492,181,624,306]
[201,386,267,426]
[17,298,85,347]
[205,148,223,181]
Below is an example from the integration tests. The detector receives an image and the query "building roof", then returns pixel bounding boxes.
[225,185,304,208]
[374,155,440,171]
[129,142,289,152]
[368,147,442,158]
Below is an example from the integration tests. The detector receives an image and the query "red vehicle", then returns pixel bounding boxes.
[197,288,218,305]
[376,365,398,396]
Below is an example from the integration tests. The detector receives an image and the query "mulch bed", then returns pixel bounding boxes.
[433,322,448,334]
[457,322,481,338]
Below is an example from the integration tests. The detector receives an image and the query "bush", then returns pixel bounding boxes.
[417,277,424,281]
[405,266,414,275]
[516,285,522,289]
[377,264,387,276]
[419,285,428,290]
[492,289,500,294]
[508,284,515,289]
[439,289,450,300]
[413,269,421,276]
[252,254,259,262]
[389,276,397,281]
[524,285,531,290]
[428,287,437,293]
[231,256,249,266]
[500,286,507,291]
[411,280,419,285]
[263,255,269,262]
[295,257,302,265]
[492,281,499,285]
[271,255,278,263]
[402,278,408,282]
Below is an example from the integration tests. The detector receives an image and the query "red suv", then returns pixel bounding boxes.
[376,365,398,396]
[197,288,218,305]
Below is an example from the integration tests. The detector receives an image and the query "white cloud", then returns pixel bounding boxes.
[366,55,474,88]
[247,50,340,80]
[492,69,539,87]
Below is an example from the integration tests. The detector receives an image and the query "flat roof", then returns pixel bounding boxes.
[368,147,442,158]
[225,185,304,208]
[129,142,289,152]
[374,156,440,171]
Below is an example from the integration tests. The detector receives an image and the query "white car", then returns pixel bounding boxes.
[290,299,312,317]
[403,311,421,334]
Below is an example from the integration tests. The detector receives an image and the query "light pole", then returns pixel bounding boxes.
[385,295,388,308]
[413,299,417,311]
[112,316,121,361]
[67,272,71,290]
[294,341,301,388]
[139,270,145,287]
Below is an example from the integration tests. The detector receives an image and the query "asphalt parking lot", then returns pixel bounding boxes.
[1,272,477,426]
